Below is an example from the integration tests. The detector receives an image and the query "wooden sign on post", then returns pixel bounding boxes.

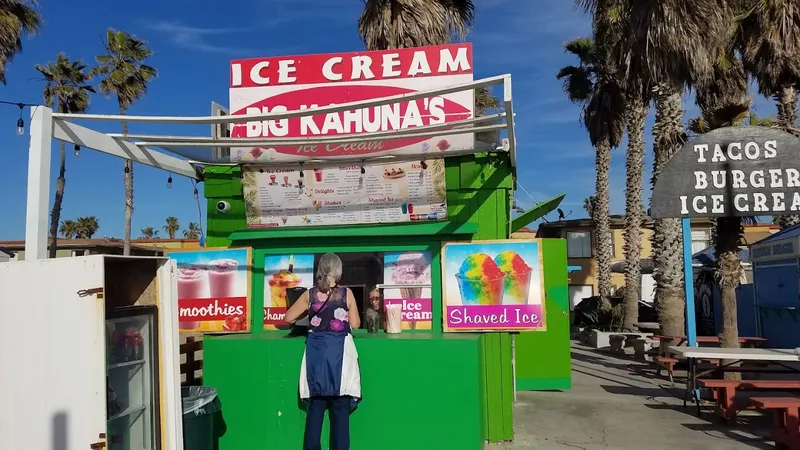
[650,127,800,218]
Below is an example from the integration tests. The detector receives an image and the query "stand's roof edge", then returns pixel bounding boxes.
[228,221,478,242]
[510,194,566,233]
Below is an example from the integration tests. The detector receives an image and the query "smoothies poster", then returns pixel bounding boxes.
[166,247,251,334]
[263,254,314,330]
[441,240,546,332]
[240,160,447,228]
[383,251,433,330]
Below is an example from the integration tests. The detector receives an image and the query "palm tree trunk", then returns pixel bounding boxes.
[121,105,133,256]
[48,141,67,259]
[623,95,647,331]
[651,83,686,336]
[716,216,742,380]
[776,85,800,230]
[594,138,613,306]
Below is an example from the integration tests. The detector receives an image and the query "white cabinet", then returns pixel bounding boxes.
[0,255,183,450]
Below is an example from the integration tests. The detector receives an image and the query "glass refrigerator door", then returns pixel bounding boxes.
[106,306,160,450]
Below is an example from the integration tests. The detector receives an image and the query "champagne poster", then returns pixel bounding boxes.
[441,240,546,332]
[166,247,252,334]
[263,254,314,330]
[241,160,447,228]
[382,251,433,330]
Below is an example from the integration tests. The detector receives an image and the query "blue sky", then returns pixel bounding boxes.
[0,0,778,240]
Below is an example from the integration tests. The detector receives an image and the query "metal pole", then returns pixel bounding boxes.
[682,217,697,347]
[24,107,53,260]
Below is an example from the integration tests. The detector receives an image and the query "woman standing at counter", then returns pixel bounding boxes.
[285,253,362,450]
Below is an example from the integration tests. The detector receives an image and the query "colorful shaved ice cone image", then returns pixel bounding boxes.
[249,147,264,160]
[455,253,506,305]
[494,251,533,304]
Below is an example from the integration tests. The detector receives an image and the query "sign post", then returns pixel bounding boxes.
[651,126,800,347]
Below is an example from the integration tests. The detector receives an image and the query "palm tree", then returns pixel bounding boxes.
[580,0,730,332]
[163,216,180,239]
[689,53,750,377]
[183,222,201,239]
[36,54,95,258]
[140,226,158,239]
[59,220,78,239]
[557,36,625,306]
[738,2,800,230]
[0,1,41,84]
[75,216,99,239]
[93,29,157,256]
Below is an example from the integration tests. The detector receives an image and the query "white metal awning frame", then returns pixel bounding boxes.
[24,74,516,260]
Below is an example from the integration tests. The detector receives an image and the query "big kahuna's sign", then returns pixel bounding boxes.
[651,127,800,218]
[228,44,475,163]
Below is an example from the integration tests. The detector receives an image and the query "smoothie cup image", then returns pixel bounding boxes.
[455,254,506,305]
[208,259,239,298]
[314,169,323,182]
[494,251,533,304]
[407,203,414,214]
[401,203,408,214]
[177,267,209,329]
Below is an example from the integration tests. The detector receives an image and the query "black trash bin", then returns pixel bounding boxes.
[181,386,226,450]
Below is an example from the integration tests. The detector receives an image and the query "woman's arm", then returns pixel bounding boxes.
[284,291,310,324]
[347,289,361,330]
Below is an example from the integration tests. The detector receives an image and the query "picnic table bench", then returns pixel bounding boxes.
[749,397,800,450]
[651,337,767,382]
[698,379,800,423]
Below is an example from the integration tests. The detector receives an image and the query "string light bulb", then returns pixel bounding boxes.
[74,144,81,158]
[360,160,366,174]
[420,161,428,170]
[15,103,24,135]
[299,162,304,177]
[193,187,199,200]
[167,175,173,188]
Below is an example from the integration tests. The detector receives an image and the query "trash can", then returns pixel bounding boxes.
[181,386,226,450]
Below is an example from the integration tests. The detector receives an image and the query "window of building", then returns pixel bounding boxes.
[691,230,709,254]
[566,231,592,258]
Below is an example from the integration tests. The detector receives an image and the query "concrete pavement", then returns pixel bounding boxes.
[498,343,774,449]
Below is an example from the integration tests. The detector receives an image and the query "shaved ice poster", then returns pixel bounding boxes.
[442,240,546,332]
[263,254,315,330]
[383,251,433,330]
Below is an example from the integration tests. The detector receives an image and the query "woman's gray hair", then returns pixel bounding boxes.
[316,253,343,291]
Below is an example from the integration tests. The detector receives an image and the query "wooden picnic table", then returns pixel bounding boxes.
[653,335,767,345]
[669,346,800,420]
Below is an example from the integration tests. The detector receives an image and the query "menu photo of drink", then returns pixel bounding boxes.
[241,159,447,228]
[382,251,433,330]
[441,240,546,332]
[166,247,252,334]
[263,253,314,330]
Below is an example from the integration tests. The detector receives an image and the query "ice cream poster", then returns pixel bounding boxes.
[166,247,251,334]
[263,254,314,330]
[383,251,433,330]
[442,240,546,332]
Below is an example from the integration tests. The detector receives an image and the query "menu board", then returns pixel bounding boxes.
[242,160,447,227]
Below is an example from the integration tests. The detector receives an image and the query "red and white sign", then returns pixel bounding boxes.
[229,44,474,162]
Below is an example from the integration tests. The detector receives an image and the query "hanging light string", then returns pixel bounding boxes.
[0,100,38,135]
[191,178,205,243]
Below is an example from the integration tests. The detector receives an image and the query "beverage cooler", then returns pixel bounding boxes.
[0,255,183,450]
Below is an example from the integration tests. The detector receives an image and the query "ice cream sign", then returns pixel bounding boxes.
[228,44,474,162]
[442,241,546,332]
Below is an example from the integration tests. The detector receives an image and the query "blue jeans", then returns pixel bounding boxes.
[303,396,350,450]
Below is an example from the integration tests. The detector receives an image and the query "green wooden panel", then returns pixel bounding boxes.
[204,334,485,450]
[228,221,477,242]
[460,153,513,190]
[514,238,572,390]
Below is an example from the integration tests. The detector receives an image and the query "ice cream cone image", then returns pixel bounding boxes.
[456,253,506,305]
[494,251,533,304]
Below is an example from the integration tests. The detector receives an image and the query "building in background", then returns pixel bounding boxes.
[0,238,200,261]
[0,248,15,262]
[516,217,779,310]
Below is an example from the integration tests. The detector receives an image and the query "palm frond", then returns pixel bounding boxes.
[358,0,474,50]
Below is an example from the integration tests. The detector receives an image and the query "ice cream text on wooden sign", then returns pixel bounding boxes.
[650,127,800,218]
